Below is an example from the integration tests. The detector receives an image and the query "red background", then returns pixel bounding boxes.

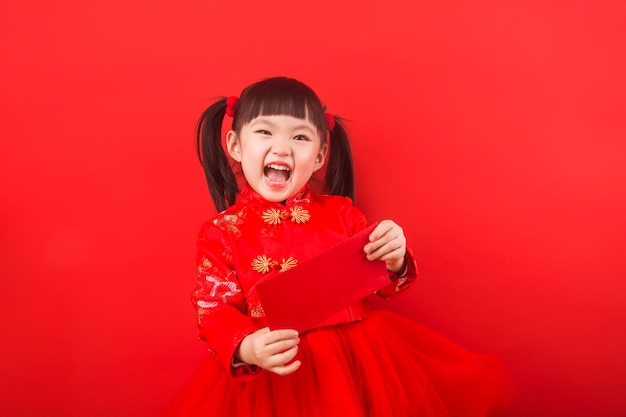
[2,1,625,416]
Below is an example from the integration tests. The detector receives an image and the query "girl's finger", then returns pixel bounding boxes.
[266,338,300,355]
[263,345,299,369]
[368,220,394,242]
[366,237,403,260]
[264,329,299,344]
[271,359,302,376]
[375,247,405,262]
[273,345,299,365]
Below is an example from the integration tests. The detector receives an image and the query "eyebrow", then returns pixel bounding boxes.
[251,118,316,132]
[292,124,316,132]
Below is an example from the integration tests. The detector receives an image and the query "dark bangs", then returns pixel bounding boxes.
[232,77,328,137]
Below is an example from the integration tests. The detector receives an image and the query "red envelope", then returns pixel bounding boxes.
[255,223,389,333]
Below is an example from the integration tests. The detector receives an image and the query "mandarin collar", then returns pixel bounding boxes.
[236,183,312,209]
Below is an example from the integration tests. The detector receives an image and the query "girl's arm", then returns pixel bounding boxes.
[192,223,260,380]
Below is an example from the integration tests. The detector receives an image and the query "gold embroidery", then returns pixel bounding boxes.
[213,210,245,237]
[221,238,233,262]
[251,255,274,274]
[289,205,310,224]
[250,303,265,317]
[280,257,298,272]
[262,208,286,225]
[251,255,298,274]
[197,257,213,274]
[262,206,309,225]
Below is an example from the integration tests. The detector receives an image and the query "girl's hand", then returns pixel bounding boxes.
[364,220,407,274]
[236,327,301,376]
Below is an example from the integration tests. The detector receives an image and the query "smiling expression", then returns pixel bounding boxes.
[227,115,327,203]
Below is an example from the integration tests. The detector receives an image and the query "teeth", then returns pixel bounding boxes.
[266,164,290,171]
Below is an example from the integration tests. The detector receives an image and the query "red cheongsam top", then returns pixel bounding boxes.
[191,184,418,380]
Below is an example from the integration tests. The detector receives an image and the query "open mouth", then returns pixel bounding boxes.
[264,163,291,184]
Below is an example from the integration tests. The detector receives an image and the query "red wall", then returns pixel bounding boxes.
[1,1,625,416]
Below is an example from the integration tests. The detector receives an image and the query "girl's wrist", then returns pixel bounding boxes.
[387,259,406,275]
[235,336,252,364]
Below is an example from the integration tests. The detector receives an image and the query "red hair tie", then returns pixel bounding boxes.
[225,96,238,117]
[323,106,335,131]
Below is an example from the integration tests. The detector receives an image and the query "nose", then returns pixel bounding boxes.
[270,135,292,156]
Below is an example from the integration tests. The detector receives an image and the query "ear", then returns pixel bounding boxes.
[313,143,328,172]
[226,130,241,162]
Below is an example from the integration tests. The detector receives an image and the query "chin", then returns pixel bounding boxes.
[259,188,291,203]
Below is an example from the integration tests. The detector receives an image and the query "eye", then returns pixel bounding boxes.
[293,134,309,141]
[255,130,272,135]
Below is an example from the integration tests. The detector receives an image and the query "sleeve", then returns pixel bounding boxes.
[191,222,261,380]
[375,247,419,299]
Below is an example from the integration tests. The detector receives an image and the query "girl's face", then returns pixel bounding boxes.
[227,115,327,203]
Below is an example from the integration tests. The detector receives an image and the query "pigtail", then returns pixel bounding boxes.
[324,117,355,202]
[196,98,239,212]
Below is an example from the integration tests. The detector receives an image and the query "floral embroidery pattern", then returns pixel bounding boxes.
[250,303,265,317]
[251,255,299,274]
[205,275,239,300]
[289,206,310,224]
[197,257,213,274]
[262,208,287,225]
[195,267,241,315]
[213,209,245,238]
[280,257,298,272]
[197,300,218,309]
[220,238,233,262]
[251,255,277,274]
[261,205,310,225]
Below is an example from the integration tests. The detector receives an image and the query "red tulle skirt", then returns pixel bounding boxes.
[162,310,512,417]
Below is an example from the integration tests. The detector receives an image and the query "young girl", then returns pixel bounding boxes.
[163,77,511,417]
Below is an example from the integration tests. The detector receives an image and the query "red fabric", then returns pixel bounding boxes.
[168,184,512,415]
[163,312,512,417]
[225,96,238,117]
[325,111,335,130]
[256,223,390,333]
